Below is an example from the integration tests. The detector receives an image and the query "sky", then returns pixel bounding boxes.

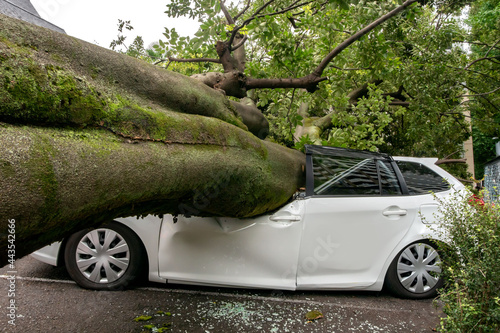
[30,0,199,48]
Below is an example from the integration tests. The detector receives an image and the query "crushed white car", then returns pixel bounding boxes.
[31,145,464,299]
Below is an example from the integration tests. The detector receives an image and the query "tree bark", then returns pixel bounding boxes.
[0,14,305,266]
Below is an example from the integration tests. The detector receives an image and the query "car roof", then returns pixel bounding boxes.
[393,156,439,165]
[305,145,392,161]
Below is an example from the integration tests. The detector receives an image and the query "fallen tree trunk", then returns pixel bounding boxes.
[0,14,305,266]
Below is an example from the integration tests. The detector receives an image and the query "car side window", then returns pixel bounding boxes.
[396,161,451,195]
[312,155,401,196]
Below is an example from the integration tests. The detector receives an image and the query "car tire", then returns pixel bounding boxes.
[64,222,145,291]
[385,240,443,299]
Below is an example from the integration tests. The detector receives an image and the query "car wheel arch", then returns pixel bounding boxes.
[383,238,444,299]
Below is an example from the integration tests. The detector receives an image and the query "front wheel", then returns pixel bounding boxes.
[385,240,443,299]
[64,222,145,290]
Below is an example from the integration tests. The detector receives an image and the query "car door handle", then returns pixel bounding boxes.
[269,215,301,222]
[383,209,407,216]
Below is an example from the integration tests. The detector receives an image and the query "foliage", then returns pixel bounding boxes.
[465,0,500,177]
[109,20,167,65]
[473,123,498,179]
[293,134,315,152]
[245,1,471,157]
[110,1,500,170]
[432,190,500,332]
[324,84,401,151]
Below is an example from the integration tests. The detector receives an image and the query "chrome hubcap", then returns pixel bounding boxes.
[75,229,130,283]
[397,243,441,293]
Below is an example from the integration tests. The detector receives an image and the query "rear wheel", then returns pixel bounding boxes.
[385,240,443,299]
[64,222,145,290]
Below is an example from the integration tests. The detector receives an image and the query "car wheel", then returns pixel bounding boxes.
[64,222,145,290]
[385,240,443,299]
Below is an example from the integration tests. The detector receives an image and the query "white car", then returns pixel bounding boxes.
[31,145,464,299]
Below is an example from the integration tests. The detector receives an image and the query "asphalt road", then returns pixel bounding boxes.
[0,256,443,332]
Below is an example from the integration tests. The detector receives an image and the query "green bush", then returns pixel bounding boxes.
[432,190,500,332]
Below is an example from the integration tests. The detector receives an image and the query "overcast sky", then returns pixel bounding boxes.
[30,0,199,48]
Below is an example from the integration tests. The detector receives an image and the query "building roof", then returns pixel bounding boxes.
[0,0,65,34]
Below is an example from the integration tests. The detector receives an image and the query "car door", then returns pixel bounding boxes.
[157,200,304,290]
[296,147,417,289]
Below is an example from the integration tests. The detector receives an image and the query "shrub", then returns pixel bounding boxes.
[432,190,500,332]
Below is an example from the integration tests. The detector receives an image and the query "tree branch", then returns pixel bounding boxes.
[246,0,424,97]
[229,0,313,47]
[154,57,222,66]
[253,0,312,21]
[220,0,235,25]
[435,159,467,165]
[459,83,500,112]
[465,55,500,70]
[347,80,383,102]
[389,101,410,107]
[485,38,500,58]
[313,112,335,131]
[228,0,276,47]
[461,86,500,98]
[234,0,251,21]
[446,65,500,83]
[331,65,370,71]
[312,0,418,77]
[230,34,248,51]
[453,39,500,51]
[246,74,328,92]
[231,0,276,46]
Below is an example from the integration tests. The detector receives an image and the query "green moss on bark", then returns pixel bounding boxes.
[26,136,61,226]
[0,13,247,130]
[1,57,107,125]
[0,53,248,148]
[0,124,304,260]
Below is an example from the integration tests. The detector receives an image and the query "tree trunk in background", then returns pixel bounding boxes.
[0,14,305,266]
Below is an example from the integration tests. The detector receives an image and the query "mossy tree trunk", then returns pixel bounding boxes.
[0,14,305,266]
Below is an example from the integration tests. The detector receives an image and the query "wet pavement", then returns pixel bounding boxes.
[0,256,443,332]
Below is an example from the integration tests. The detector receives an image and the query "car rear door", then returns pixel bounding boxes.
[296,146,417,289]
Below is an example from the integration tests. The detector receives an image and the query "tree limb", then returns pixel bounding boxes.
[485,38,500,58]
[229,0,276,46]
[229,0,313,47]
[154,56,222,66]
[435,159,467,165]
[220,0,235,25]
[247,0,416,96]
[230,34,248,51]
[446,65,500,83]
[453,39,500,51]
[246,74,328,92]
[331,65,370,71]
[461,86,500,98]
[465,55,500,70]
[234,0,251,21]
[312,0,418,78]
[347,80,383,103]
[389,101,411,107]
[459,83,500,112]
